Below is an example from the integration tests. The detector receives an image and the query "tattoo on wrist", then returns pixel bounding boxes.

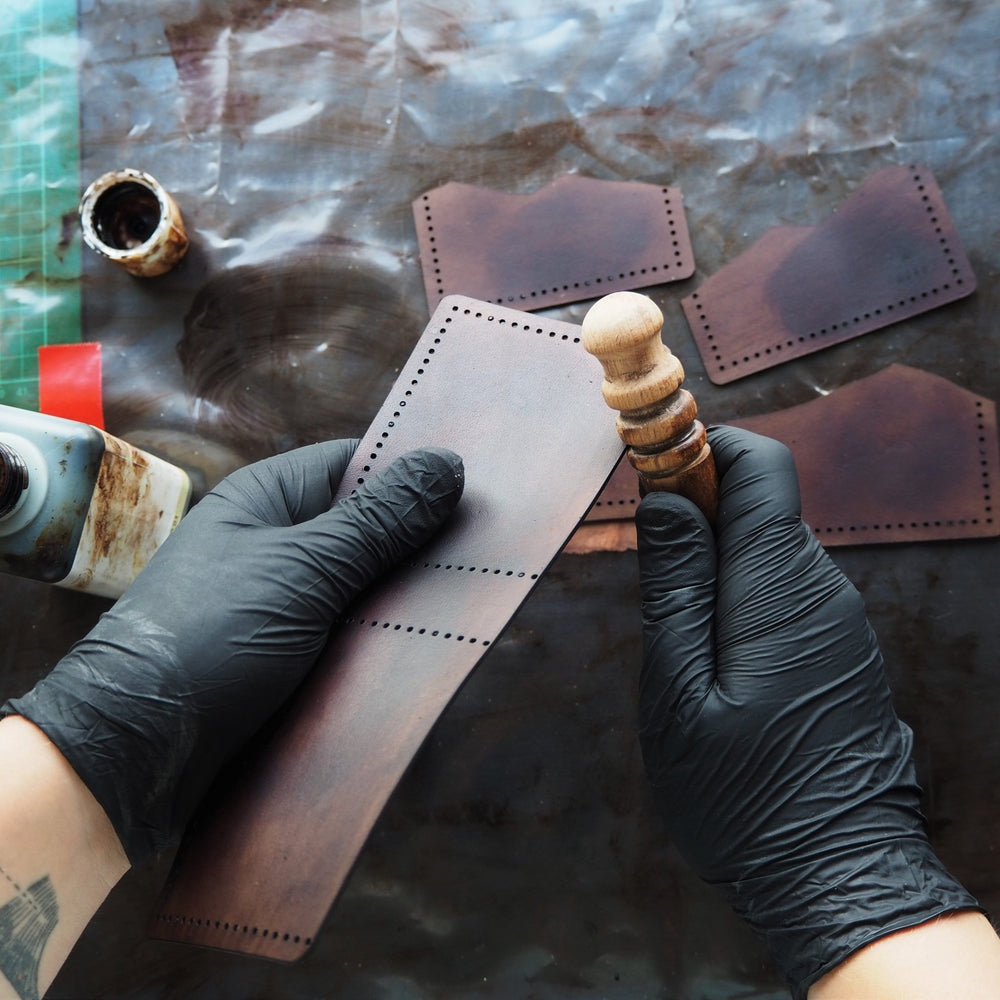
[0,865,58,1000]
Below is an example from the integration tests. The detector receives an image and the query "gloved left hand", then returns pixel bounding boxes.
[4,440,464,865]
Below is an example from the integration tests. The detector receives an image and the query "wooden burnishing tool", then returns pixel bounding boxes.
[581,291,718,523]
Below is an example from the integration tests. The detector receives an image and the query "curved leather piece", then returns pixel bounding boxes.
[413,174,695,311]
[586,365,999,547]
[151,295,624,960]
[681,165,976,384]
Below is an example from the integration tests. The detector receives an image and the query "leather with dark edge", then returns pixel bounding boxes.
[681,165,976,385]
[150,295,624,961]
[586,365,999,547]
[413,175,695,312]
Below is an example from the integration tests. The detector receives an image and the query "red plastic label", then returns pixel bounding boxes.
[37,342,105,429]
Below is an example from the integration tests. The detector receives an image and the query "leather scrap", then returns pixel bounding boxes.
[585,365,999,547]
[151,295,624,961]
[681,164,976,385]
[413,174,695,311]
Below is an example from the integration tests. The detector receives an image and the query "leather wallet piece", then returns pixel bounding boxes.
[584,365,999,548]
[736,364,998,545]
[681,164,976,384]
[151,295,624,960]
[413,174,695,311]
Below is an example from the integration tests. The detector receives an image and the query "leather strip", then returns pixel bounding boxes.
[413,175,695,311]
[680,165,976,385]
[151,295,624,960]
[584,365,998,547]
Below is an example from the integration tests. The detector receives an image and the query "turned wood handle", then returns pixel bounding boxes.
[581,291,718,523]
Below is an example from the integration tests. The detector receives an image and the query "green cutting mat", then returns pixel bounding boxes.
[0,0,81,411]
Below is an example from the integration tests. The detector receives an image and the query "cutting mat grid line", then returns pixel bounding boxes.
[0,0,81,409]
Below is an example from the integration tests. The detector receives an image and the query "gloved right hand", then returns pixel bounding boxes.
[635,425,980,999]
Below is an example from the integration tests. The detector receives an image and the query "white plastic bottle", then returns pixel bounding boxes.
[0,404,191,599]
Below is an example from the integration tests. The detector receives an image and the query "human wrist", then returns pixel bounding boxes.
[24,716,130,887]
[809,910,1000,999]
[3,644,170,864]
[727,836,981,998]
[0,715,129,1000]
[0,715,129,883]
[2,641,193,865]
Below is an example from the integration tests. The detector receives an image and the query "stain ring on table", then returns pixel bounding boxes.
[178,259,421,459]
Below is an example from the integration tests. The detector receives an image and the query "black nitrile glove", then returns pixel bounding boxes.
[636,425,979,998]
[4,441,464,865]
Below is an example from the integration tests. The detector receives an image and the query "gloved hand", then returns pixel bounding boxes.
[635,425,979,998]
[4,441,464,865]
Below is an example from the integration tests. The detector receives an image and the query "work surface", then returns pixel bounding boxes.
[2,1,999,997]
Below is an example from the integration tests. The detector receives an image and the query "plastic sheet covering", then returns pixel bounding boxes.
[1,1,998,996]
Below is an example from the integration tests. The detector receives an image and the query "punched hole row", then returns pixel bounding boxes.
[153,913,310,946]
[341,616,490,646]
[421,195,444,297]
[355,332,446,486]
[911,166,960,273]
[493,259,684,305]
[976,403,994,515]
[421,560,536,579]
[815,518,990,535]
[692,282,965,373]
[450,303,581,343]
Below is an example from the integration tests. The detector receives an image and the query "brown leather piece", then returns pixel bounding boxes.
[413,175,695,311]
[737,365,998,545]
[151,295,624,961]
[586,454,641,521]
[585,365,999,547]
[681,165,976,385]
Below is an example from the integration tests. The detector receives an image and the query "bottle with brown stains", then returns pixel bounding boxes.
[0,404,191,599]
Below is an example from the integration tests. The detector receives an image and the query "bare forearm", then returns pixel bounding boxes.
[0,716,129,1000]
[809,910,1000,1000]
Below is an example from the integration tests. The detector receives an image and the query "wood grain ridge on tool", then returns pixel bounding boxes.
[151,295,624,961]
[413,174,695,311]
[681,164,976,384]
[584,365,999,548]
